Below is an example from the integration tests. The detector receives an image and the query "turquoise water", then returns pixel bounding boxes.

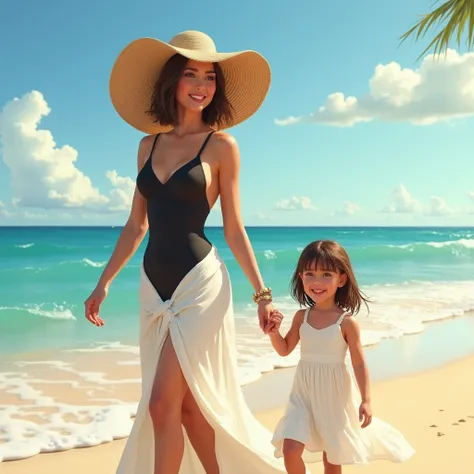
[1,226,474,374]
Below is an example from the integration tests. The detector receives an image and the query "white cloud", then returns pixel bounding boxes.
[22,210,48,220]
[275,196,317,211]
[427,196,454,216]
[0,91,133,213]
[334,201,360,216]
[465,191,474,214]
[0,201,11,218]
[276,49,474,127]
[106,170,134,212]
[255,211,272,220]
[381,184,421,214]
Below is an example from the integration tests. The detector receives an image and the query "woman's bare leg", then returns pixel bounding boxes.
[149,333,188,474]
[181,388,220,473]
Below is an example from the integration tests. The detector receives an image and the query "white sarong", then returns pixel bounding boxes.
[116,246,287,473]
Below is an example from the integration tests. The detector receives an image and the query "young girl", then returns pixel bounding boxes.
[268,240,415,474]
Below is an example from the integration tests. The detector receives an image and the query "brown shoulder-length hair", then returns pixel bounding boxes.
[290,240,370,315]
[146,53,234,129]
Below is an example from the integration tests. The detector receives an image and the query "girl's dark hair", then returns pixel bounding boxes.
[290,240,370,315]
[146,53,234,129]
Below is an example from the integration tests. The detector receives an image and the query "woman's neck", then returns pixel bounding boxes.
[173,106,210,137]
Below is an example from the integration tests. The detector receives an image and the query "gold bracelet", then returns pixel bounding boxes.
[255,293,272,304]
[252,287,271,301]
[252,287,272,304]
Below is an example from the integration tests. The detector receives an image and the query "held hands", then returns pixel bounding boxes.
[257,299,274,334]
[359,401,372,428]
[257,301,284,335]
[267,309,284,335]
[84,285,108,327]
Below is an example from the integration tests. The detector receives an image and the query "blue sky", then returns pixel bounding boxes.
[0,0,473,227]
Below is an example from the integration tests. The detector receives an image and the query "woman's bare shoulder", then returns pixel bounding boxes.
[208,131,239,164]
[136,134,156,169]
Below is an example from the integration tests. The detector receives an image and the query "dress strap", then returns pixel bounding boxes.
[336,311,349,325]
[196,131,215,157]
[304,308,310,322]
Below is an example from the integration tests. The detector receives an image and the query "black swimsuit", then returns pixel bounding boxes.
[136,131,215,301]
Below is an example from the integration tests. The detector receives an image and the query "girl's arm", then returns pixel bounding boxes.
[269,310,304,356]
[343,317,371,403]
[96,136,150,289]
[216,133,272,331]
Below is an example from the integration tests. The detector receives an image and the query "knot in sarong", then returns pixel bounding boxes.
[144,299,176,335]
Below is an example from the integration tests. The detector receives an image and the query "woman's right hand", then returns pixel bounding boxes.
[84,285,108,326]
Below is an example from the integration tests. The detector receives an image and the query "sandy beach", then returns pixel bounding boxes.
[2,350,472,474]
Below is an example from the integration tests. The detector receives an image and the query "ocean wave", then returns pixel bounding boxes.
[81,258,106,268]
[0,365,136,462]
[250,238,474,265]
[14,243,35,248]
[0,304,76,332]
[0,242,76,258]
[0,259,139,280]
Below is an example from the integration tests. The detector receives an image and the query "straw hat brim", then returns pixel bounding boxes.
[109,37,271,134]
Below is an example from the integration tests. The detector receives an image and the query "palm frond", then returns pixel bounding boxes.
[400,0,474,61]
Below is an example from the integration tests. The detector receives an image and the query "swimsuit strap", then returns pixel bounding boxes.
[148,133,160,159]
[196,130,216,157]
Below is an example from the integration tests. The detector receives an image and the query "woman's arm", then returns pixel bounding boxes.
[95,136,151,290]
[217,133,265,291]
[216,132,272,331]
[268,310,304,356]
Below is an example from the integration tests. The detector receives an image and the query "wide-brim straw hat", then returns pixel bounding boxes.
[109,30,271,134]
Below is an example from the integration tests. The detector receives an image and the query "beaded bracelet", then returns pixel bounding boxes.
[255,293,272,304]
[252,287,272,304]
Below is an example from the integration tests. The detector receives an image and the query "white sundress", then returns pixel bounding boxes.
[271,309,415,466]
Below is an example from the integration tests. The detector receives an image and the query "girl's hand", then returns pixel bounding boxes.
[359,401,372,428]
[268,309,284,334]
[84,285,108,326]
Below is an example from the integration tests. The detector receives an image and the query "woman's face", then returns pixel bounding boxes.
[175,59,217,113]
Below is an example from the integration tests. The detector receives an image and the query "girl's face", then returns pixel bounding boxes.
[175,59,217,113]
[299,264,347,305]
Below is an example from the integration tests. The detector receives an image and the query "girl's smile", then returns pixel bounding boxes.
[300,266,347,307]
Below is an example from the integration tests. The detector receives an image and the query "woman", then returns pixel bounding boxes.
[84,31,290,474]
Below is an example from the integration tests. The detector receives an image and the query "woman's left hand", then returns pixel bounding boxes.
[257,299,273,334]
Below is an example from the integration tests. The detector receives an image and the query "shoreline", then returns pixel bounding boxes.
[1,313,473,465]
[2,308,473,380]
[0,314,474,466]
[2,351,473,473]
